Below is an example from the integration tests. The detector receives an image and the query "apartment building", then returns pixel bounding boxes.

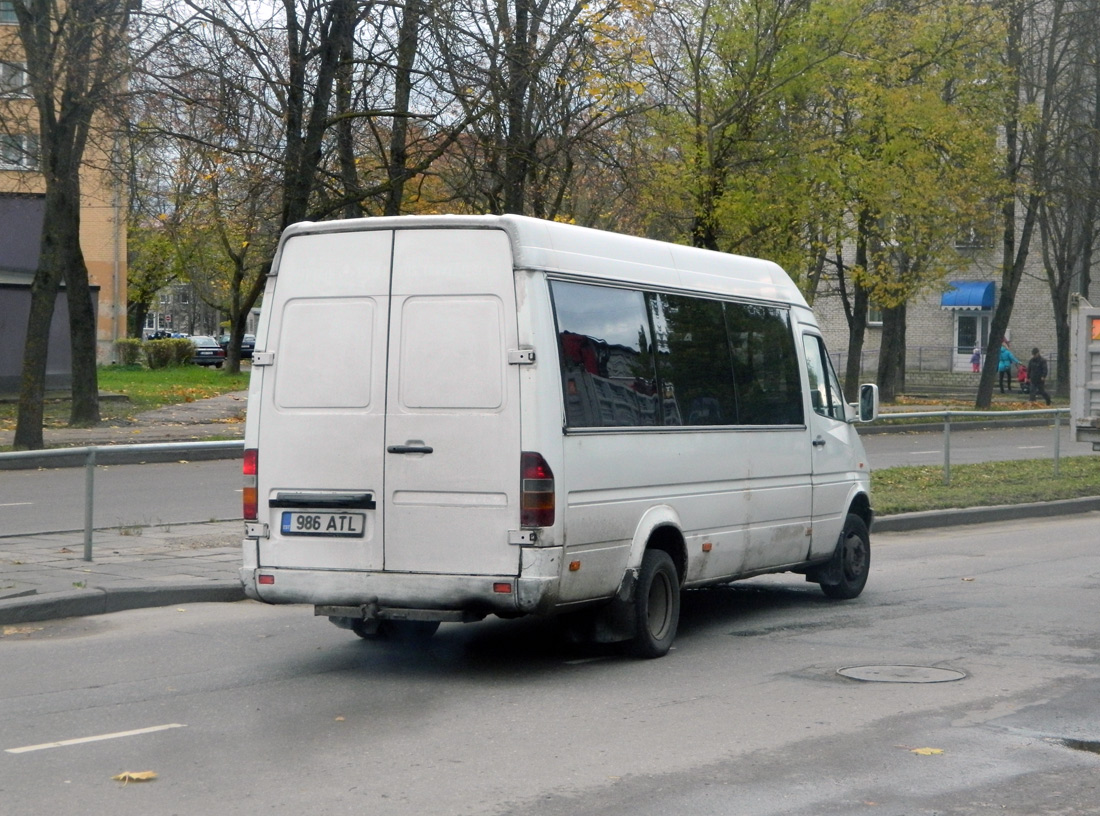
[0,0,127,392]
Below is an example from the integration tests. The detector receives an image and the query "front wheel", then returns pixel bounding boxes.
[629,549,680,658]
[819,513,870,600]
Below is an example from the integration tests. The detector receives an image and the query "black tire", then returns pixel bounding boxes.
[383,620,441,643]
[352,618,440,643]
[629,549,680,659]
[350,618,384,640]
[819,513,870,600]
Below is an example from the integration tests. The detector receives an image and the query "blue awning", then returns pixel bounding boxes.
[941,281,995,310]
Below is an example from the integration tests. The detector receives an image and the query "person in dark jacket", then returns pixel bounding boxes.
[1026,347,1051,405]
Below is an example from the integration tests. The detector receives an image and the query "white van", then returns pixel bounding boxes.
[240,215,878,657]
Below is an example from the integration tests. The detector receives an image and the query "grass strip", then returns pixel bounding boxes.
[0,366,249,430]
[872,456,1100,515]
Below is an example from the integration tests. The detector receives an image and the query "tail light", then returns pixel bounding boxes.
[243,448,258,520]
[520,451,554,528]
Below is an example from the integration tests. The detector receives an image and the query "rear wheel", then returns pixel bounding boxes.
[351,618,439,643]
[819,513,870,600]
[629,549,680,658]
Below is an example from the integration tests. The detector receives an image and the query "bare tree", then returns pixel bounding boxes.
[8,0,136,449]
[1036,0,1100,397]
[431,0,646,218]
[976,0,1060,408]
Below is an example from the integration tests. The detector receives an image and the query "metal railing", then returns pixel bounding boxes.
[0,440,244,562]
[0,409,1072,558]
[871,407,1070,484]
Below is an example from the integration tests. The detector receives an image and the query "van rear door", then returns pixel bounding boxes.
[382,229,521,574]
[255,227,521,578]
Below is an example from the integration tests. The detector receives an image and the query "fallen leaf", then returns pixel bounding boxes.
[3,625,41,636]
[59,547,73,553]
[910,747,944,756]
[335,716,345,722]
[962,577,975,582]
[112,771,158,784]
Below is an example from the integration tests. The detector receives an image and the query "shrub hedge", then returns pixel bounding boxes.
[114,337,144,366]
[143,338,195,369]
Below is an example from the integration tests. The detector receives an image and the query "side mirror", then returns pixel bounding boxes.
[858,383,879,422]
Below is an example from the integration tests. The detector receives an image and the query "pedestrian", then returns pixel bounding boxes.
[998,339,1022,393]
[1027,347,1051,405]
[970,347,981,373]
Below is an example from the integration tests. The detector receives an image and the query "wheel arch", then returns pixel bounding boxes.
[848,490,873,533]
[627,505,687,584]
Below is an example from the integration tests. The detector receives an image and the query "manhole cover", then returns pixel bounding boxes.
[837,665,967,683]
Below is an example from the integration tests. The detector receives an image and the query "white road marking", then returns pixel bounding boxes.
[909,451,940,455]
[5,723,186,754]
[1017,445,1046,450]
[0,502,33,508]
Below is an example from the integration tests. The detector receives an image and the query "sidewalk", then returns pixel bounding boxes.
[1,390,1097,627]
[0,521,245,625]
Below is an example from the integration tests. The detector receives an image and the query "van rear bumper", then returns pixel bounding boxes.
[239,562,560,617]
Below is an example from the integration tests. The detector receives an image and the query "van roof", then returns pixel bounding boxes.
[277,214,809,308]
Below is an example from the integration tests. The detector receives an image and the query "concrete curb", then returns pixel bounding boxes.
[0,582,247,625]
[2,498,1096,626]
[872,496,1100,533]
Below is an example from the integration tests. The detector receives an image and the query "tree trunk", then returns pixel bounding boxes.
[876,304,906,403]
[385,0,423,216]
[841,209,874,402]
[503,0,532,214]
[13,268,63,450]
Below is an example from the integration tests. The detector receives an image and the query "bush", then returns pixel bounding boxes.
[114,337,144,366]
[144,338,195,369]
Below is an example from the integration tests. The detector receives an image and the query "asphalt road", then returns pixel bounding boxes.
[861,422,1097,467]
[2,513,1098,815]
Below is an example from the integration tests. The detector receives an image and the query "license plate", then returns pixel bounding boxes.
[281,511,365,537]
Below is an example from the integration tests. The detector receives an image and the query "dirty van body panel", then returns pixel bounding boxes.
[557,428,812,603]
[254,226,522,582]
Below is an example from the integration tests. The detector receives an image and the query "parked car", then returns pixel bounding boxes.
[216,333,256,359]
[191,335,226,368]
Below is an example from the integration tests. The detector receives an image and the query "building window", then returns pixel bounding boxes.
[0,133,38,169]
[866,305,883,326]
[0,1,17,25]
[0,61,27,95]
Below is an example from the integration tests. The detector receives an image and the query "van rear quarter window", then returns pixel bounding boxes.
[551,280,803,428]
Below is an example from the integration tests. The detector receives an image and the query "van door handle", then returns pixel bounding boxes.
[812,436,827,447]
[388,444,434,454]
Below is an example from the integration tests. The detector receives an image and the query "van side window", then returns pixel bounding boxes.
[552,280,805,428]
[802,334,846,421]
[550,281,660,427]
[724,302,805,426]
[647,293,737,425]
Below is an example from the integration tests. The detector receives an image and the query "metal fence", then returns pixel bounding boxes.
[0,409,1074,559]
[871,407,1070,484]
[0,440,244,561]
